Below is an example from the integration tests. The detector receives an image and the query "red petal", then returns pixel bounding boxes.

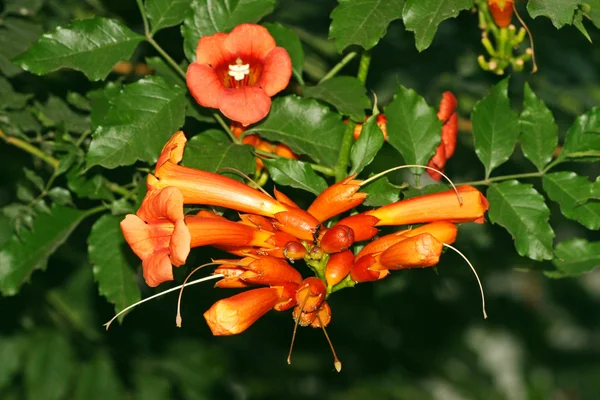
[196,32,233,66]
[224,24,276,60]
[257,47,292,96]
[218,86,271,126]
[187,62,225,109]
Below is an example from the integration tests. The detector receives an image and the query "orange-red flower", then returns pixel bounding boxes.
[428,92,458,181]
[187,24,292,126]
[307,175,366,222]
[488,0,514,28]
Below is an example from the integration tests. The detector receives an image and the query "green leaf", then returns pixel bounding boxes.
[24,331,75,400]
[24,168,44,191]
[67,92,92,111]
[263,158,328,195]
[263,22,304,84]
[0,336,25,392]
[247,95,345,167]
[328,0,404,52]
[89,214,141,320]
[47,187,73,206]
[67,166,115,201]
[586,0,600,29]
[542,172,600,230]
[14,16,144,81]
[146,0,191,33]
[561,107,600,159]
[547,238,600,277]
[86,76,186,169]
[403,0,473,51]
[384,85,442,175]
[519,83,558,171]
[182,129,255,181]
[591,176,600,199]
[403,183,453,198]
[75,352,122,400]
[88,82,122,128]
[0,205,90,296]
[0,18,43,77]
[527,0,579,29]
[350,114,384,175]
[361,176,400,207]
[573,8,592,42]
[182,0,276,61]
[471,77,520,179]
[3,0,45,17]
[35,95,90,134]
[0,77,32,110]
[303,76,371,121]
[487,180,555,261]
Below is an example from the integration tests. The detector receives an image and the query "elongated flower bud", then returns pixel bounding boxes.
[333,214,380,242]
[350,254,388,283]
[307,175,366,222]
[376,233,443,270]
[325,250,354,286]
[320,225,355,254]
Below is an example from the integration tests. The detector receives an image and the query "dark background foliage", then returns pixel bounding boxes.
[1,0,600,399]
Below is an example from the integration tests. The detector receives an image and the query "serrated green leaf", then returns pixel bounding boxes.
[0,336,24,392]
[548,238,600,277]
[0,77,32,110]
[47,187,73,206]
[24,168,44,191]
[303,76,370,121]
[0,205,91,296]
[89,214,141,320]
[472,77,520,179]
[86,76,186,169]
[0,18,43,77]
[24,331,75,400]
[35,95,90,134]
[3,0,45,17]
[75,352,122,400]
[519,83,558,171]
[247,95,345,167]
[350,114,384,175]
[561,107,600,159]
[403,0,473,51]
[87,81,122,128]
[67,166,115,201]
[182,0,276,61]
[527,0,579,29]
[14,17,144,81]
[542,172,600,230]
[384,85,441,176]
[182,129,255,181]
[573,8,593,42]
[146,0,191,33]
[263,158,328,195]
[487,180,555,261]
[328,0,404,52]
[361,176,400,207]
[264,22,304,84]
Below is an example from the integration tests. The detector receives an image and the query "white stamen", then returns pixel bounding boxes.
[228,58,250,81]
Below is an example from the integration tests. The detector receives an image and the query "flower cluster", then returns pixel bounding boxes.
[120,131,489,368]
[427,91,459,181]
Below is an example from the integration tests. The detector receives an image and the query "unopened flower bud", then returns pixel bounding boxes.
[320,225,355,254]
[325,250,354,287]
[283,241,306,260]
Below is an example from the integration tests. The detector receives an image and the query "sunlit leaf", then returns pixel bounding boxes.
[472,77,520,179]
[487,180,555,261]
[263,158,328,195]
[247,95,345,167]
[328,0,404,52]
[14,17,144,81]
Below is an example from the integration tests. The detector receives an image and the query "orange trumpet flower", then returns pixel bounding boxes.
[307,175,366,222]
[366,185,488,226]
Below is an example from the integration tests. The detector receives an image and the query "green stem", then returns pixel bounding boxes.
[213,112,238,143]
[333,50,371,182]
[460,157,564,187]
[318,52,357,84]
[135,0,151,37]
[0,129,59,170]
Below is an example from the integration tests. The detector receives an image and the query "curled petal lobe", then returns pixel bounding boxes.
[156,131,186,171]
[224,24,277,60]
[142,248,174,287]
[204,287,283,335]
[257,47,292,96]
[186,63,226,109]
[195,32,232,66]
[136,186,184,223]
[218,86,272,126]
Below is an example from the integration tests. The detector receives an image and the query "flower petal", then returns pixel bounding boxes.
[196,32,234,66]
[224,24,276,60]
[187,62,226,109]
[218,86,271,126]
[170,219,191,266]
[156,131,187,170]
[257,47,292,96]
[137,186,184,223]
[142,248,174,287]
[120,214,171,260]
